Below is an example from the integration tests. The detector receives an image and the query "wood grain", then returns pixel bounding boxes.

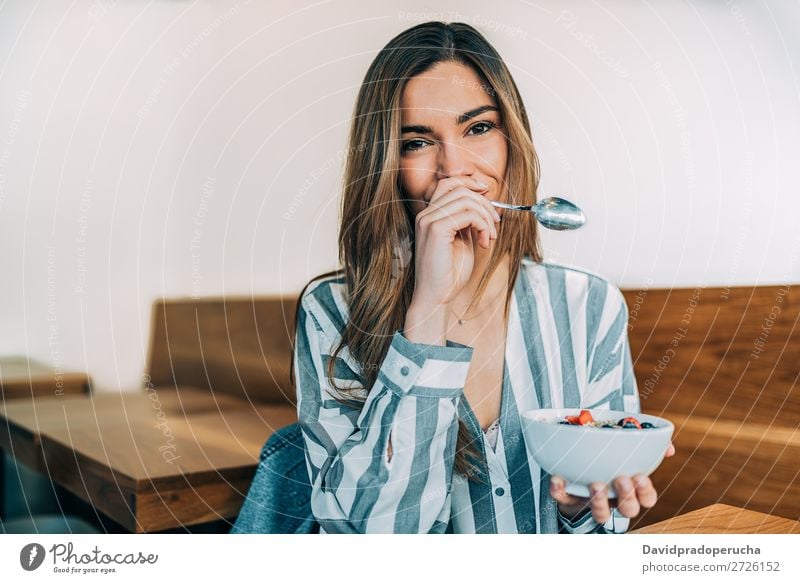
[622,285,797,425]
[621,285,800,529]
[631,503,800,534]
[145,296,298,406]
[1,387,297,532]
[0,356,91,399]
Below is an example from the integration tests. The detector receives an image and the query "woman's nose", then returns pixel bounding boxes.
[437,139,474,178]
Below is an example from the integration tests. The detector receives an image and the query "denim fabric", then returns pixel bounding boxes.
[230,423,319,534]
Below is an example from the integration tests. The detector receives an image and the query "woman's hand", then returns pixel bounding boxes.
[549,442,676,524]
[411,175,501,307]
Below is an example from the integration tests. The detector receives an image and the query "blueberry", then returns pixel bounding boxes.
[558,421,572,425]
[641,422,655,429]
[622,422,639,429]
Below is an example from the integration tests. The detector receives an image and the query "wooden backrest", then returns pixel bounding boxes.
[621,284,799,525]
[145,295,299,405]
[145,284,798,415]
[622,284,798,427]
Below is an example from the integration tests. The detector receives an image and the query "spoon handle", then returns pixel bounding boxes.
[489,200,534,211]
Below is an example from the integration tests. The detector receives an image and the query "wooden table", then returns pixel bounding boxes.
[630,503,800,534]
[0,356,91,399]
[0,386,296,532]
[1,356,93,522]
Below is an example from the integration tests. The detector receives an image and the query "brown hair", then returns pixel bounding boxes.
[291,21,543,482]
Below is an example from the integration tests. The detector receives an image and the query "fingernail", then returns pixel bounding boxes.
[550,476,563,489]
[617,477,632,493]
[477,180,489,189]
[633,475,647,488]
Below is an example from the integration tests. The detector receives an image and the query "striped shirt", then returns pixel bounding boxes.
[294,258,641,533]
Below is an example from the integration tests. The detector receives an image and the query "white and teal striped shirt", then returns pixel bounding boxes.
[294,258,641,533]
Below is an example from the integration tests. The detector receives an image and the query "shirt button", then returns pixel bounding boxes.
[400,365,410,376]
[494,487,505,497]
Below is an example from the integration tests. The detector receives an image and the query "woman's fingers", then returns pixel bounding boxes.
[425,182,501,229]
[553,474,659,524]
[589,482,612,523]
[632,474,658,509]
[666,442,676,457]
[610,474,657,519]
[426,188,500,228]
[612,476,640,518]
[424,197,497,241]
[427,175,490,205]
[549,476,589,508]
[427,209,494,247]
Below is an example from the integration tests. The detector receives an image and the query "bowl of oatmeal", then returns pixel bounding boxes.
[520,408,674,498]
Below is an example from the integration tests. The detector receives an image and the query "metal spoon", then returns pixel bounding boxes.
[491,196,586,230]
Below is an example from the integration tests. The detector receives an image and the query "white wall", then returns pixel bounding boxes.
[1,0,798,392]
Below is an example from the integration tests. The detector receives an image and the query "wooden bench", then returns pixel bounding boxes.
[622,284,799,528]
[149,285,799,529]
[147,294,300,406]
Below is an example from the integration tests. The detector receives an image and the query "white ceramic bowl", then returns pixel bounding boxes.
[520,408,674,498]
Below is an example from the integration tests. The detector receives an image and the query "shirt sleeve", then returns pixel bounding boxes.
[557,283,640,535]
[294,291,474,533]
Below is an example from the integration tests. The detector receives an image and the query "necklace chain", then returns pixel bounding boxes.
[454,289,506,325]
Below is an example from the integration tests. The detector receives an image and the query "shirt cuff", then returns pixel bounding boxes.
[376,329,474,397]
[557,507,598,534]
[557,507,629,534]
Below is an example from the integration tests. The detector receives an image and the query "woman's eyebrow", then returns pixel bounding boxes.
[401,104,499,134]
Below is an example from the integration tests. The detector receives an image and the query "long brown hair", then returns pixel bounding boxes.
[291,21,543,482]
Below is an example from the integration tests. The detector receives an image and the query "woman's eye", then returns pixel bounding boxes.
[401,122,497,153]
[401,139,428,152]
[468,121,497,136]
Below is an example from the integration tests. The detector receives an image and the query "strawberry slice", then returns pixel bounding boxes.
[577,409,594,425]
[620,416,642,429]
[564,415,581,424]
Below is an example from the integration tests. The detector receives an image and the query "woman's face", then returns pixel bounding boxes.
[398,61,509,217]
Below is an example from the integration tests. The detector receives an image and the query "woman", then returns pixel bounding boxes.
[293,21,674,534]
